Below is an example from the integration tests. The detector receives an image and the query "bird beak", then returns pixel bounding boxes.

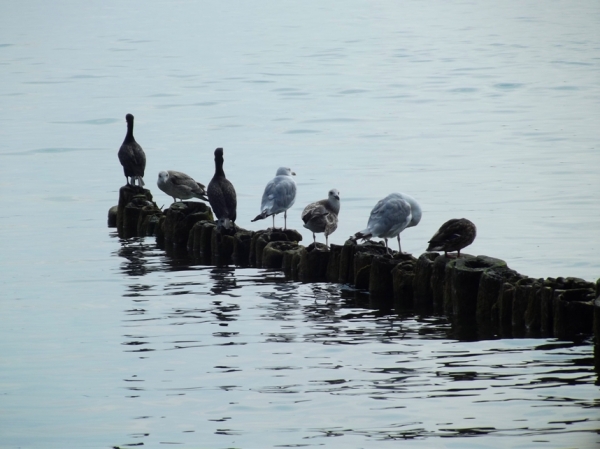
[292,171,296,176]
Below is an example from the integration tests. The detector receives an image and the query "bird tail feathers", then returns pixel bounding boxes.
[251,211,269,222]
[354,230,372,241]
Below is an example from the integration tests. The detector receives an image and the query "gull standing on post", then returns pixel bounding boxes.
[118,113,146,186]
[301,189,340,247]
[157,170,208,203]
[207,148,237,230]
[354,192,422,253]
[251,167,297,229]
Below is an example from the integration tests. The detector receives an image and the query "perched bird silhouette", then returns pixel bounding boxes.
[251,167,297,229]
[354,192,422,253]
[427,218,477,257]
[118,113,146,187]
[207,148,237,230]
[301,189,340,247]
[157,170,208,203]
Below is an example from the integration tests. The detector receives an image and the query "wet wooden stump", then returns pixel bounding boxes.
[392,258,417,311]
[326,244,343,283]
[338,240,357,284]
[233,230,254,266]
[594,296,600,373]
[353,242,388,290]
[116,184,152,235]
[552,278,596,340]
[413,253,439,313]
[512,277,542,338]
[431,255,452,315]
[476,267,519,338]
[263,241,300,269]
[445,255,507,339]
[108,206,118,228]
[138,204,163,236]
[298,244,330,283]
[282,246,303,279]
[211,227,236,266]
[250,229,302,268]
[368,255,397,310]
[161,201,214,249]
[539,283,557,337]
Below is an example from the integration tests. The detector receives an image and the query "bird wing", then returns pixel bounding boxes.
[367,196,412,238]
[261,176,296,214]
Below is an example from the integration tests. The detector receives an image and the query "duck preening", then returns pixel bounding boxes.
[354,192,421,253]
[207,147,237,230]
[118,113,146,187]
[427,218,477,257]
[301,189,340,247]
[157,170,208,203]
[251,167,297,229]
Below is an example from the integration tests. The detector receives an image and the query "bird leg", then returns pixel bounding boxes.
[272,214,275,229]
[384,238,390,254]
[313,233,316,245]
[325,235,329,248]
[284,210,287,230]
[397,235,402,254]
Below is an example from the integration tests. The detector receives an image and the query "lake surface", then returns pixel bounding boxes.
[1,1,599,448]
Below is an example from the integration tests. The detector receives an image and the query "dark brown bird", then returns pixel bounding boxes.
[426,218,477,257]
[118,113,146,186]
[207,148,237,230]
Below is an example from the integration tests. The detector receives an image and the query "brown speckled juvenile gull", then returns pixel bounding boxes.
[301,189,340,247]
[157,170,208,203]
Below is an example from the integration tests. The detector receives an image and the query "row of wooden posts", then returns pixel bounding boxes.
[109,185,600,372]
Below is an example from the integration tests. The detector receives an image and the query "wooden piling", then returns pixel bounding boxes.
[298,244,330,283]
[392,258,417,311]
[368,255,398,310]
[476,266,519,338]
[413,253,439,313]
[161,202,213,249]
[445,255,507,339]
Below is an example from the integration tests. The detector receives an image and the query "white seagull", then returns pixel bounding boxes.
[251,167,297,229]
[354,192,422,253]
[157,170,209,203]
[301,189,340,247]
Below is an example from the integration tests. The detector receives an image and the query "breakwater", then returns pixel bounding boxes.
[109,185,600,371]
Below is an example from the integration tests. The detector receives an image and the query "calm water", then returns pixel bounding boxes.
[1,1,599,448]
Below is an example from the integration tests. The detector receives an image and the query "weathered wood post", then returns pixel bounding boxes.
[353,242,387,290]
[368,255,398,310]
[298,244,330,282]
[413,253,439,313]
[552,278,596,340]
[392,258,418,311]
[476,267,519,338]
[232,230,254,266]
[445,255,507,340]
[211,227,237,266]
[512,277,541,338]
[262,241,300,269]
[250,229,302,268]
[326,244,343,283]
[338,240,357,284]
[161,202,213,250]
[431,255,452,315]
[117,185,152,234]
[594,278,600,372]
